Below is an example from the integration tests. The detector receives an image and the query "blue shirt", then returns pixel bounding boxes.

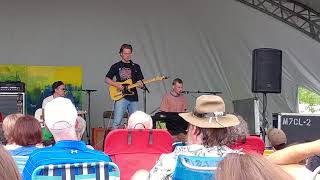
[22,140,111,180]
[10,146,40,156]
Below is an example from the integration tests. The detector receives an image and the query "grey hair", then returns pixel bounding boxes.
[127,111,153,129]
[75,116,86,139]
[231,114,249,140]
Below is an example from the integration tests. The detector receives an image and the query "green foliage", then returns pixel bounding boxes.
[299,87,320,113]
[299,87,320,105]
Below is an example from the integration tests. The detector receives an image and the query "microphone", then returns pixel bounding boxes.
[80,89,97,92]
[181,91,189,94]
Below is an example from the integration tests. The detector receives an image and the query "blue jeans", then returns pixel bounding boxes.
[112,98,139,129]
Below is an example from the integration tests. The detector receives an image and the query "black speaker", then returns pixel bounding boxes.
[252,48,282,93]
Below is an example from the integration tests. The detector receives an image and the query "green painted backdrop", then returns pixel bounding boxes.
[0,64,82,115]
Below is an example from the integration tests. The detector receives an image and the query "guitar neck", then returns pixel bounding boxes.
[127,78,159,89]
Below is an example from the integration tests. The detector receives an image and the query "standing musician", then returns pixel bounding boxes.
[105,43,144,129]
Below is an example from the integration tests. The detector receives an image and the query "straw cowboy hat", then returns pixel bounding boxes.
[179,95,240,128]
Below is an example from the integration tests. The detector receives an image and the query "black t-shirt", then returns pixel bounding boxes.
[106,60,144,101]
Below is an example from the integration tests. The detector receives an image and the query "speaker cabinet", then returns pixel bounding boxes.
[92,128,106,151]
[252,48,282,93]
[0,93,25,116]
[233,98,260,135]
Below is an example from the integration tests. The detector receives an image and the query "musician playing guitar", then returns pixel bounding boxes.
[105,43,144,129]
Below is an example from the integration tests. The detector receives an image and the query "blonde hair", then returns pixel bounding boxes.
[2,113,23,144]
[127,111,152,129]
[0,145,21,180]
[216,153,293,180]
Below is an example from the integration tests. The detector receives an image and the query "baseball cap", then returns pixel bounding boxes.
[267,128,287,147]
[44,97,77,130]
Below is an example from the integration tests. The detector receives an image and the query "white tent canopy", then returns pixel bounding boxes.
[0,0,319,129]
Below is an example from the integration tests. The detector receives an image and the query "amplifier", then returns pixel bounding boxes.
[0,81,25,92]
[0,93,25,116]
[233,98,260,135]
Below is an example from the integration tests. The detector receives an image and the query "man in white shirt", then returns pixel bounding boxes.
[42,81,65,108]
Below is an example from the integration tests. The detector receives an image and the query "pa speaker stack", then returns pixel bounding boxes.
[252,48,282,93]
[251,48,282,140]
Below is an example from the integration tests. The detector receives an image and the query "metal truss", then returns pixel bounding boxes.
[236,0,320,42]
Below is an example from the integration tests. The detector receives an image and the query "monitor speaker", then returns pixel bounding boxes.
[233,98,260,135]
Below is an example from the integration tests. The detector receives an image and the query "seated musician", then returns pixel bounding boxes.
[40,81,66,145]
[159,78,188,137]
[42,81,66,108]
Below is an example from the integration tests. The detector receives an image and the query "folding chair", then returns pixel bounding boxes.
[104,129,173,180]
[0,112,3,122]
[103,110,128,129]
[173,155,224,180]
[31,161,120,180]
[312,166,320,180]
[229,135,265,154]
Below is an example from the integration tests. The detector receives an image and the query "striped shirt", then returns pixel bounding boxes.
[22,140,111,180]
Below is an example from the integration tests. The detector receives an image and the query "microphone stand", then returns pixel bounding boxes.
[183,90,222,95]
[81,89,97,145]
[131,60,149,113]
[141,80,150,112]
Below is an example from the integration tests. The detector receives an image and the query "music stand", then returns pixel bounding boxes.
[81,89,97,145]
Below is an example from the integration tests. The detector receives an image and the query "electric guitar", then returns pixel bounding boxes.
[109,75,167,101]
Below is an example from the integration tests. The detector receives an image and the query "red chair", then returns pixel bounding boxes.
[0,112,3,122]
[104,129,173,180]
[229,135,265,154]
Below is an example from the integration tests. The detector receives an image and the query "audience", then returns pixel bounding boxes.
[22,97,112,180]
[229,116,265,154]
[75,116,87,139]
[216,153,293,180]
[267,128,287,151]
[1,95,313,180]
[34,108,55,146]
[0,145,21,180]
[6,115,43,156]
[268,139,320,179]
[307,154,320,172]
[127,111,153,129]
[75,116,94,149]
[148,95,241,179]
[3,113,23,145]
[230,115,249,141]
[0,117,6,144]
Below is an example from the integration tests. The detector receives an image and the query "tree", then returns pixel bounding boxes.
[299,87,320,113]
